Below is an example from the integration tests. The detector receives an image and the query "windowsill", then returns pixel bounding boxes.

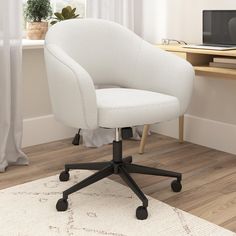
[22,39,44,50]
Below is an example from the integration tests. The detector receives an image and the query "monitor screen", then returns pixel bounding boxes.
[203,10,236,45]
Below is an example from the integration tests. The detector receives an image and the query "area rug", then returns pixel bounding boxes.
[0,170,235,236]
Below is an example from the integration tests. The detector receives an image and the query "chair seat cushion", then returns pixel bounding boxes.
[96,88,180,128]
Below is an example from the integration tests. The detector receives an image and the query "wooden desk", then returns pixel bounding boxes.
[159,44,236,79]
[139,44,236,154]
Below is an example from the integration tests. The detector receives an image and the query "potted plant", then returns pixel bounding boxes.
[24,0,52,40]
[51,6,80,25]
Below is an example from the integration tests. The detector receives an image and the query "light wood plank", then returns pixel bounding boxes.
[139,124,150,154]
[158,44,236,57]
[194,65,236,78]
[179,115,184,143]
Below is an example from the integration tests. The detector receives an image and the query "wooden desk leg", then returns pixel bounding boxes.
[179,115,184,143]
[139,124,150,154]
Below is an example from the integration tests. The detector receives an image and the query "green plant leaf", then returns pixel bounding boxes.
[54,12,64,20]
[50,20,58,25]
[66,6,73,12]
[62,7,70,19]
[68,8,76,18]
[71,8,76,15]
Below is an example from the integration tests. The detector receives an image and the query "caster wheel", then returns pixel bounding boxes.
[136,206,148,220]
[59,171,70,182]
[124,156,132,164]
[127,156,132,163]
[171,180,182,192]
[56,198,68,211]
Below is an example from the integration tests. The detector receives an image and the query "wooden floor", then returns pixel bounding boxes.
[1,134,236,232]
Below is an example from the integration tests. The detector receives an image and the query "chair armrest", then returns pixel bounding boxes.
[44,44,97,129]
[132,41,195,115]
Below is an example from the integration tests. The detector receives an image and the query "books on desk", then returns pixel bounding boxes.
[209,57,236,69]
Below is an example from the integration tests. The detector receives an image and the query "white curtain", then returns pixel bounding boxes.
[86,0,135,30]
[0,0,28,172]
[86,0,168,43]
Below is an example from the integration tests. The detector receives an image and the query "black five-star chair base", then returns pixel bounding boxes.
[56,140,182,220]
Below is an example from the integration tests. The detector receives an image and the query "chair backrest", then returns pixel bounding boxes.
[45,18,143,87]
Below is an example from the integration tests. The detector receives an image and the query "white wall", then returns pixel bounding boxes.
[22,49,76,147]
[22,49,51,118]
[139,0,236,45]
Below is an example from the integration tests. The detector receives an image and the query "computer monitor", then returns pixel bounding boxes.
[203,10,236,46]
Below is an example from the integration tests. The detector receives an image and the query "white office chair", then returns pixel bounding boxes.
[44,19,194,220]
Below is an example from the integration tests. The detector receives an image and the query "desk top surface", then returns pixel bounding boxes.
[158,44,236,57]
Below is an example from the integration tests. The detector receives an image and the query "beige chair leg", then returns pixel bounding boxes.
[179,115,184,143]
[139,124,150,154]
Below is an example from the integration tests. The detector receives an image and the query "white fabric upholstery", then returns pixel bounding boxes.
[44,19,194,129]
[96,88,180,128]
[44,44,97,129]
